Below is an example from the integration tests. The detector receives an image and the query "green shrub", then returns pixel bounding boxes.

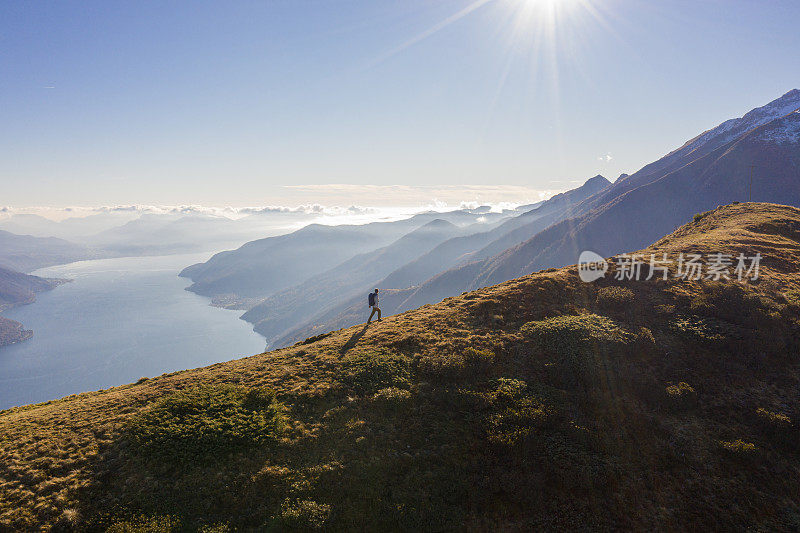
[492,378,528,405]
[417,354,466,382]
[693,210,712,223]
[371,387,412,409]
[107,515,180,532]
[634,327,656,351]
[670,315,734,343]
[486,400,551,447]
[596,286,635,310]
[200,525,231,533]
[664,382,697,411]
[277,499,331,530]
[485,379,557,447]
[756,407,791,426]
[520,314,632,358]
[242,387,278,411]
[127,385,283,461]
[691,283,778,326]
[755,408,793,446]
[719,439,757,455]
[784,289,800,309]
[463,347,495,373]
[296,332,332,346]
[522,314,636,391]
[340,352,410,394]
[417,347,494,383]
[665,381,695,397]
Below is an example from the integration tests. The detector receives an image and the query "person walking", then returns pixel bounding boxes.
[367,288,381,323]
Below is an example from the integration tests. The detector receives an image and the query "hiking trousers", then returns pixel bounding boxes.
[368,306,381,322]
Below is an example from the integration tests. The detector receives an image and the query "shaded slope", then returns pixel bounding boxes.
[2,203,799,530]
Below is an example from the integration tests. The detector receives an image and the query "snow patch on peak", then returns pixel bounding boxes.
[752,112,800,144]
[686,90,800,150]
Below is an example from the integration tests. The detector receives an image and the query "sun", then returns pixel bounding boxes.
[519,0,573,6]
[372,0,609,86]
[510,0,581,26]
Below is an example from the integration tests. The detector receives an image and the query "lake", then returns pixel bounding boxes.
[0,254,266,410]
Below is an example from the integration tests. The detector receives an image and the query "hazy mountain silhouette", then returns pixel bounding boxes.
[0,230,94,272]
[582,89,800,213]
[241,219,466,346]
[84,213,272,256]
[378,175,611,291]
[0,212,140,240]
[180,208,515,302]
[265,175,611,347]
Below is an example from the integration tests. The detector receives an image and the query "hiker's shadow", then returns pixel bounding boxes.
[339,324,368,356]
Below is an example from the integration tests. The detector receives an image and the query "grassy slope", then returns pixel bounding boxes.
[1,203,799,531]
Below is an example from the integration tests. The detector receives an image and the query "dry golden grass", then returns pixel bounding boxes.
[1,202,799,531]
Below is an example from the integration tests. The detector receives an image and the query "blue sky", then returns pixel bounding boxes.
[2,0,798,209]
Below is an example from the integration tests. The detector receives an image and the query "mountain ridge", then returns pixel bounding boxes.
[365,90,800,316]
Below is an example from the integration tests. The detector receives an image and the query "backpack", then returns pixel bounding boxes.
[368,292,376,307]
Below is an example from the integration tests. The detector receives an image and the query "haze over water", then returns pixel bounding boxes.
[0,253,266,410]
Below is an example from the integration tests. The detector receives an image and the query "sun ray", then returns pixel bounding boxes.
[366,0,495,69]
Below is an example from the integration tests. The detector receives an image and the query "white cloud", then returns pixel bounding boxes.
[281,184,561,207]
[0,184,565,224]
[597,153,613,162]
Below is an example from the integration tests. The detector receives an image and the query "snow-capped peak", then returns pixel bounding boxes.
[685,89,800,150]
[751,106,800,144]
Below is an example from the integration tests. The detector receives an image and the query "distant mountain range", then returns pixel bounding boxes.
[180,89,800,348]
[239,218,470,345]
[0,230,95,273]
[245,175,611,347]
[179,207,517,303]
[0,210,319,261]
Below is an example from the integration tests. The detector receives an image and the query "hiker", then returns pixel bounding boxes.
[367,288,381,323]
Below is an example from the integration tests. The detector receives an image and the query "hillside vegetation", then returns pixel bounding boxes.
[1,203,799,531]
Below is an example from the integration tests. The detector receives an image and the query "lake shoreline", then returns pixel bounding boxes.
[0,254,266,410]
[0,277,70,347]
